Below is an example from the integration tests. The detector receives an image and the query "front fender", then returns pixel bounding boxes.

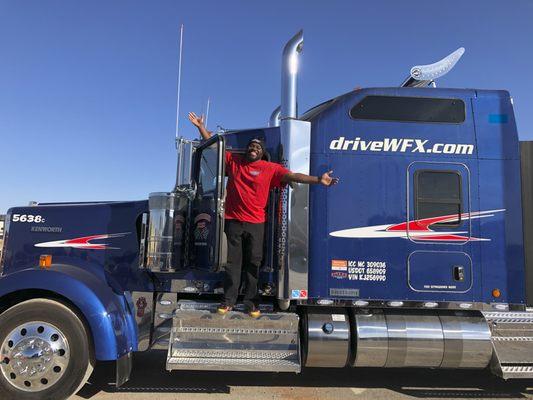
[0,265,137,361]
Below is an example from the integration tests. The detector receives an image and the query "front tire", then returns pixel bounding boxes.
[0,299,94,400]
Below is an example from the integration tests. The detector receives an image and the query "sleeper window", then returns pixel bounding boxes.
[415,170,462,226]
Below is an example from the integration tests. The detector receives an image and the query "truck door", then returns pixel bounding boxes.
[191,135,226,271]
[407,162,474,297]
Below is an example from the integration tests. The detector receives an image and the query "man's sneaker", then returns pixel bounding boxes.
[217,304,233,315]
[248,307,261,319]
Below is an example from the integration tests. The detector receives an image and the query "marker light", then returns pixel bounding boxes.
[39,255,52,269]
[492,289,501,298]
[387,301,404,307]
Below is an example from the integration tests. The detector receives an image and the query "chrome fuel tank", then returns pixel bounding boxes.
[353,309,492,369]
[303,309,492,369]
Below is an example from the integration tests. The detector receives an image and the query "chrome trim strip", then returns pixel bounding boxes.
[300,299,520,312]
[138,213,148,269]
[278,120,311,300]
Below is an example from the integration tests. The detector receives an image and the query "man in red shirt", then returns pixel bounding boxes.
[189,112,338,317]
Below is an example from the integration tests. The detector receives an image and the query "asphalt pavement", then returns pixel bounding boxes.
[74,351,533,400]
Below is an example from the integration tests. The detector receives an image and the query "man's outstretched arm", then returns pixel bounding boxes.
[282,170,339,186]
[188,111,212,140]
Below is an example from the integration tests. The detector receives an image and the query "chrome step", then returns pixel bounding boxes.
[484,311,533,379]
[166,301,300,372]
[167,357,300,372]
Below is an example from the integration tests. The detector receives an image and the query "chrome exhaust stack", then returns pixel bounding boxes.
[269,106,281,127]
[281,30,304,120]
[277,31,311,306]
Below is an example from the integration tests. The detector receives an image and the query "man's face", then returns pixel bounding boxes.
[246,141,263,162]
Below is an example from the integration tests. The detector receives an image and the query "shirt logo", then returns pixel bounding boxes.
[250,170,261,176]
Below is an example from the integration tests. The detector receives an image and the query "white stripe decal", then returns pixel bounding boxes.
[329,210,504,242]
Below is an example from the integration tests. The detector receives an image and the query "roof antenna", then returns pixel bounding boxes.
[204,97,211,129]
[175,24,184,147]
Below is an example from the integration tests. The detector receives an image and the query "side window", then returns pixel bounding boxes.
[415,170,462,226]
[197,142,218,197]
[191,136,225,270]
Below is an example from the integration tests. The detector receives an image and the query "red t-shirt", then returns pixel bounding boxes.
[225,152,290,223]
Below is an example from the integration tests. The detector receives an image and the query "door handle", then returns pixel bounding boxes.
[453,265,465,281]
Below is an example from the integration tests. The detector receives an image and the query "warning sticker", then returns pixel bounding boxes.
[331,259,348,271]
[331,314,346,322]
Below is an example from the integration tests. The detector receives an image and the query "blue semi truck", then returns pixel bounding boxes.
[2,31,533,399]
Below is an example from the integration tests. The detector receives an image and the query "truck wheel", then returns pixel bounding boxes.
[0,299,94,400]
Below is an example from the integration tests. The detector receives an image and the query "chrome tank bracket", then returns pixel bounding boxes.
[278,119,311,301]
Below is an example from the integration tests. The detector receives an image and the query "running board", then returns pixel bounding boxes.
[484,311,533,379]
[166,301,301,372]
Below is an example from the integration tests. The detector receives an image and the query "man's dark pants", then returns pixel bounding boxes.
[223,219,264,310]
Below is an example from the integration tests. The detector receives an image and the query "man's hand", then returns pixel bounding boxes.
[188,111,212,140]
[282,170,339,186]
[188,112,205,128]
[320,170,339,186]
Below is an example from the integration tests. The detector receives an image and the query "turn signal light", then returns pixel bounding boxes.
[492,288,501,298]
[39,255,52,269]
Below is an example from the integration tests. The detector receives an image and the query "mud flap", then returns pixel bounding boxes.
[116,352,133,387]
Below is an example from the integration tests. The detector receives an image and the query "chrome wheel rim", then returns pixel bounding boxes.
[0,322,70,392]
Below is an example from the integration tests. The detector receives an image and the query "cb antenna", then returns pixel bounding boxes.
[204,97,211,129]
[175,24,184,147]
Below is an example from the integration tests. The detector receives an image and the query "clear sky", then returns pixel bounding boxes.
[1,0,532,213]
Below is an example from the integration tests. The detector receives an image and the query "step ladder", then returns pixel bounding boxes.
[166,301,301,372]
[484,311,533,379]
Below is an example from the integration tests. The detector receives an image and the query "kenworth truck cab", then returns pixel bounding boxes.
[2,31,533,400]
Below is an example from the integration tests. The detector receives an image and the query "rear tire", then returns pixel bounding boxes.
[0,298,94,400]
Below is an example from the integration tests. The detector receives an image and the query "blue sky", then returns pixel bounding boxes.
[0,0,532,213]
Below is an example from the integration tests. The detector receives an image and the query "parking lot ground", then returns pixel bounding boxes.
[74,351,533,400]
